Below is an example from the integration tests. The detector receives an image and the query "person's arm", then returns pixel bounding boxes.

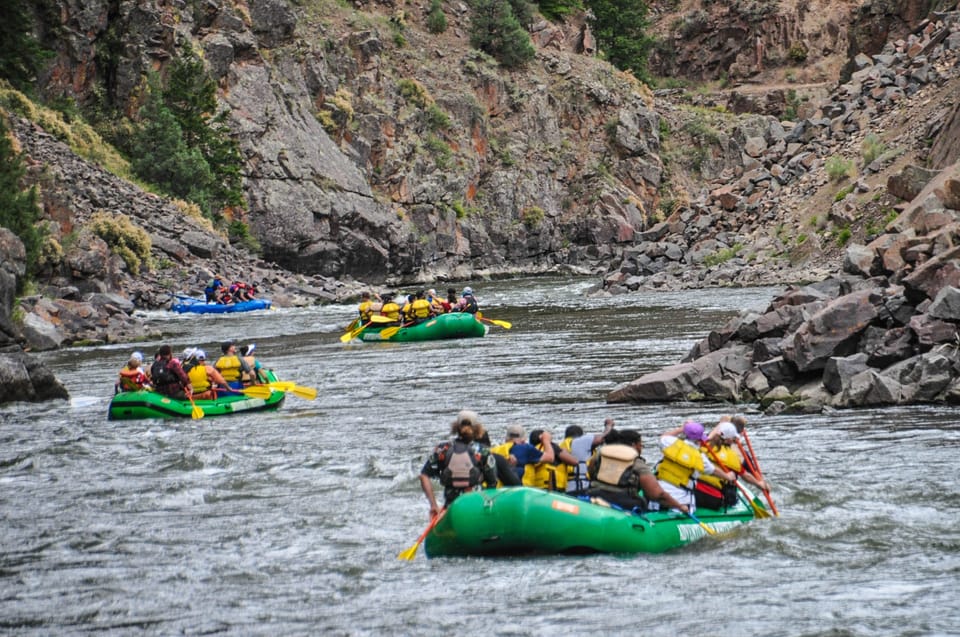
[419,474,441,518]
[481,452,498,488]
[556,446,578,466]
[639,473,689,514]
[702,455,737,483]
[538,433,555,463]
[591,418,616,447]
[206,365,229,388]
[739,469,767,492]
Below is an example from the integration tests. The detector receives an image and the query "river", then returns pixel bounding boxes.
[1,277,958,636]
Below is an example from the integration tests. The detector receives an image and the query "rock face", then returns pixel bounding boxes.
[0,229,69,403]
[608,163,960,413]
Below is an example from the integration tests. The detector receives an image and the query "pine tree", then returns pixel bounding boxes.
[427,0,448,34]
[0,3,50,93]
[586,0,654,81]
[0,117,45,288]
[470,0,536,69]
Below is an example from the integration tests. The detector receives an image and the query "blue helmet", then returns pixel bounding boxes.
[463,286,473,296]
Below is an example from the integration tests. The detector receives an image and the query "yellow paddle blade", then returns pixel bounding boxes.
[189,400,204,420]
[487,318,512,329]
[379,326,402,339]
[289,385,318,400]
[242,385,273,399]
[369,315,396,324]
[340,330,356,342]
[268,381,295,391]
[397,541,421,561]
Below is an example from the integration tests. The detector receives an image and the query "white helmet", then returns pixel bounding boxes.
[463,286,473,296]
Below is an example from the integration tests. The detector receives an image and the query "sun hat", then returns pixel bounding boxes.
[718,422,739,442]
[682,421,707,442]
[506,424,525,439]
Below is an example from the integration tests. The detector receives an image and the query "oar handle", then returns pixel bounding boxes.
[686,511,716,535]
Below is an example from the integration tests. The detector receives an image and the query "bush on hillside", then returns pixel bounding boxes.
[427,0,447,33]
[469,0,536,69]
[0,116,46,288]
[87,211,152,275]
[586,0,655,82]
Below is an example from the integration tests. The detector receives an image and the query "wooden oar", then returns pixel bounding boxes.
[686,511,717,535]
[397,508,447,560]
[187,393,204,420]
[738,436,779,517]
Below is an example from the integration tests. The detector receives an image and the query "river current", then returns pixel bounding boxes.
[2,277,958,636]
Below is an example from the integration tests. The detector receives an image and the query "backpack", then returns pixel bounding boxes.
[440,441,483,490]
[151,359,177,387]
[462,295,478,314]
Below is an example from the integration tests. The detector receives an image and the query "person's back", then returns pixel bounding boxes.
[522,430,572,491]
[117,355,149,393]
[215,341,253,388]
[410,292,432,323]
[420,414,498,517]
[380,295,401,322]
[151,345,191,399]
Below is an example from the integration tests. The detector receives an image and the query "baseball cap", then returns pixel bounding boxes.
[506,424,525,439]
[195,349,206,360]
[718,422,739,442]
[682,421,707,442]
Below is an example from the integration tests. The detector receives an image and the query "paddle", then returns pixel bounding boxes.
[701,440,771,519]
[397,508,447,561]
[379,321,414,340]
[686,511,717,535]
[241,385,273,399]
[340,320,372,342]
[187,393,204,420]
[344,317,359,332]
[478,317,512,329]
[738,435,779,517]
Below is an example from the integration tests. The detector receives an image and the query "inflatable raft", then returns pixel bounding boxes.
[170,296,272,314]
[357,312,487,342]
[108,385,285,420]
[424,487,763,557]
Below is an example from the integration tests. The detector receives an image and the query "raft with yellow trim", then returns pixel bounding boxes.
[423,486,763,557]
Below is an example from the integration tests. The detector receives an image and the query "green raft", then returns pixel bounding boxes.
[358,312,487,342]
[424,487,762,557]
[108,371,286,420]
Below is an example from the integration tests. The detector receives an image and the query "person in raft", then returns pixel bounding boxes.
[150,345,192,400]
[419,411,498,518]
[116,351,151,393]
[587,429,689,514]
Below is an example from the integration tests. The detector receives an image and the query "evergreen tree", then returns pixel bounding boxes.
[427,0,448,34]
[130,81,215,212]
[537,0,582,21]
[469,0,536,69]
[0,117,46,288]
[0,3,50,93]
[586,0,654,81]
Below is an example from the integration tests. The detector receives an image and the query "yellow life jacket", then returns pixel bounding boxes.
[699,444,743,488]
[411,298,432,319]
[188,364,211,393]
[489,441,515,488]
[215,355,243,382]
[522,443,561,491]
[358,300,373,322]
[381,302,400,321]
[656,438,705,489]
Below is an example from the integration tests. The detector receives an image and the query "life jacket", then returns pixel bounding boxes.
[461,295,478,314]
[118,366,148,391]
[401,302,414,321]
[561,436,590,494]
[438,441,483,490]
[522,442,561,491]
[380,301,400,321]
[699,444,743,489]
[488,441,515,487]
[655,438,706,489]
[187,364,211,393]
[411,298,432,319]
[590,444,641,491]
[215,355,243,382]
[358,300,373,322]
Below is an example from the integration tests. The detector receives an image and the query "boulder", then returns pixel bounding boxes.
[786,288,884,372]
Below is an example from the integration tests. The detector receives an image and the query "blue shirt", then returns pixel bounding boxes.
[509,443,544,479]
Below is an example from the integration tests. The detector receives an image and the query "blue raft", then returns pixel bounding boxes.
[170,297,272,314]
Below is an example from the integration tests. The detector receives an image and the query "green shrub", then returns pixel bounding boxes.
[398,78,432,108]
[452,200,467,219]
[521,206,545,229]
[424,135,452,169]
[787,41,808,63]
[227,220,262,254]
[861,132,886,165]
[703,243,742,267]
[537,0,582,20]
[426,0,447,33]
[87,211,152,275]
[835,226,852,247]
[425,103,451,131]
[834,185,854,202]
[825,155,854,182]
